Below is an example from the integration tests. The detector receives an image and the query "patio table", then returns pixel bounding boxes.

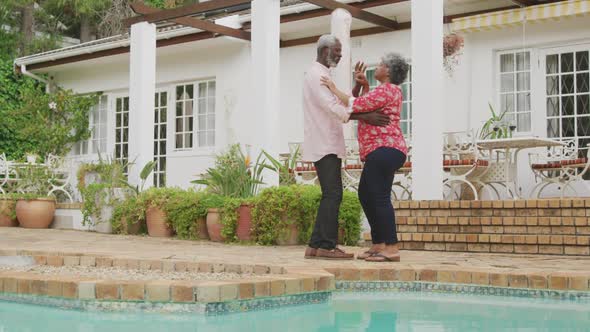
[476,137,564,199]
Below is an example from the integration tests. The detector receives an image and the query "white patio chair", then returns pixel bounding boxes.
[0,153,8,195]
[45,154,74,202]
[529,139,590,198]
[288,142,318,186]
[442,130,490,200]
[392,144,412,201]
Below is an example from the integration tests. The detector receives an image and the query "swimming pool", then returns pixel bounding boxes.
[1,292,589,332]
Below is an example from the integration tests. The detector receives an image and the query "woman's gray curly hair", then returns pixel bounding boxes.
[381,53,409,85]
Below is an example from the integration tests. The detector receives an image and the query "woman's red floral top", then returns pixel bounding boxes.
[353,83,408,161]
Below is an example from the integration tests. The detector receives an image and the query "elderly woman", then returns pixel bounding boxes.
[321,53,409,262]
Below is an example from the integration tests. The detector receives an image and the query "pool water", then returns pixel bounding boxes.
[1,292,589,332]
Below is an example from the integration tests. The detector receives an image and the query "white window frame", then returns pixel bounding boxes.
[73,95,108,156]
[496,49,534,135]
[173,79,216,152]
[154,90,168,188]
[113,95,130,174]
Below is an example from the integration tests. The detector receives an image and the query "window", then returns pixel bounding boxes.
[498,51,532,132]
[174,79,216,150]
[154,91,167,187]
[545,49,590,156]
[356,67,412,138]
[115,96,129,174]
[72,95,108,155]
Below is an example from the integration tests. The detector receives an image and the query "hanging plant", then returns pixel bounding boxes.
[443,33,464,76]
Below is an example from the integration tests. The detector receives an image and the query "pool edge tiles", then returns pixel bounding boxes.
[336,281,590,302]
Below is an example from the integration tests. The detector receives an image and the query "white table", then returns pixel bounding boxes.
[476,137,564,199]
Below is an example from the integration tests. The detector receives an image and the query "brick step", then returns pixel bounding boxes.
[397,241,589,255]
[397,225,590,235]
[396,233,590,246]
[397,217,590,227]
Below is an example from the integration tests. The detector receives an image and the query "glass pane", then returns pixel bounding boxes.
[516,52,530,71]
[160,174,166,187]
[578,94,590,115]
[116,98,122,112]
[154,93,159,107]
[577,73,589,93]
[400,122,408,136]
[501,74,514,93]
[577,51,589,71]
[160,157,166,170]
[122,144,128,157]
[100,140,106,154]
[207,115,215,129]
[208,81,216,96]
[516,73,530,91]
[517,113,531,132]
[547,118,559,138]
[199,83,207,98]
[561,53,574,73]
[208,98,215,115]
[198,115,206,131]
[153,142,158,155]
[577,117,590,137]
[562,74,575,94]
[196,99,206,115]
[124,98,129,111]
[154,111,159,123]
[500,54,514,73]
[153,126,158,140]
[207,132,215,147]
[176,118,183,132]
[176,134,183,148]
[186,85,193,99]
[198,132,206,147]
[184,100,193,116]
[160,92,167,107]
[500,94,514,113]
[517,93,530,112]
[160,124,166,139]
[176,103,183,116]
[160,141,166,155]
[184,118,192,132]
[186,133,193,148]
[176,86,183,100]
[123,129,128,143]
[546,76,559,95]
[562,117,575,137]
[546,97,560,117]
[401,84,409,99]
[116,113,121,127]
[123,112,129,127]
[115,145,121,158]
[366,70,376,87]
[160,109,167,123]
[100,125,106,139]
[115,129,121,143]
[562,96,575,116]
[546,54,558,74]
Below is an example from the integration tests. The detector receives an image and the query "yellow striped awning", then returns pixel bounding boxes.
[452,0,590,33]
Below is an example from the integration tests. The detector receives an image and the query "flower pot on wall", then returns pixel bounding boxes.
[146,207,174,237]
[276,221,299,246]
[206,208,225,242]
[195,216,209,240]
[16,198,56,229]
[93,188,126,234]
[121,217,142,235]
[0,199,17,227]
[236,204,253,241]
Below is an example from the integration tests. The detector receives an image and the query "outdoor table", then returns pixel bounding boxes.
[476,137,564,199]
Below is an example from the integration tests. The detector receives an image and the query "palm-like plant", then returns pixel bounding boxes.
[478,103,512,140]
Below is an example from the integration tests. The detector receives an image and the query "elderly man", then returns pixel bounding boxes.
[303,34,390,260]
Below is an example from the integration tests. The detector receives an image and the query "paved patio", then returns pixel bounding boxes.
[2,228,590,275]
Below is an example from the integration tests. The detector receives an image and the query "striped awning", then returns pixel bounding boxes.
[452,0,590,33]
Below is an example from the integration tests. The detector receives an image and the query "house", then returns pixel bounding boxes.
[13,0,590,200]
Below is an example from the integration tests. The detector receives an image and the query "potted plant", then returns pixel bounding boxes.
[14,164,56,229]
[0,194,18,227]
[140,187,177,237]
[443,33,465,76]
[201,194,226,242]
[478,103,515,140]
[164,189,209,240]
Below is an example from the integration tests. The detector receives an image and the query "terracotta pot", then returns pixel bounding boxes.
[276,222,299,246]
[195,217,209,240]
[0,199,18,227]
[121,217,142,235]
[146,207,174,237]
[15,198,56,229]
[206,208,225,242]
[236,204,253,241]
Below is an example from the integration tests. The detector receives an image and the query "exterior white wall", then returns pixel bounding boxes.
[48,15,590,197]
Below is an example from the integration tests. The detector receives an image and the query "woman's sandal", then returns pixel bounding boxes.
[364,252,401,262]
[357,250,378,260]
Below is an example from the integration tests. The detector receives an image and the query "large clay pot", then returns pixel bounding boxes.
[276,222,299,246]
[146,207,174,237]
[236,204,253,241]
[16,198,56,229]
[195,217,209,240]
[206,208,225,242]
[0,199,17,227]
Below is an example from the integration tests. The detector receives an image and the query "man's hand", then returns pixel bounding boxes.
[350,110,390,127]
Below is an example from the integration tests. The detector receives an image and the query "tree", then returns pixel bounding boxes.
[48,0,110,43]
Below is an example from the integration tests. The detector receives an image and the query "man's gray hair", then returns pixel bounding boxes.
[317,34,340,55]
[381,53,409,85]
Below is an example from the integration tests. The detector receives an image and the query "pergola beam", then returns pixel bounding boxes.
[125,0,252,27]
[304,0,398,30]
[508,0,539,7]
[130,2,250,41]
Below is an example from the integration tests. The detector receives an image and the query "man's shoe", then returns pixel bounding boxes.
[304,247,318,259]
[315,247,354,260]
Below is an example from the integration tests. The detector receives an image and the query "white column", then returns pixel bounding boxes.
[330,9,354,139]
[411,0,444,200]
[251,0,280,185]
[128,22,156,187]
